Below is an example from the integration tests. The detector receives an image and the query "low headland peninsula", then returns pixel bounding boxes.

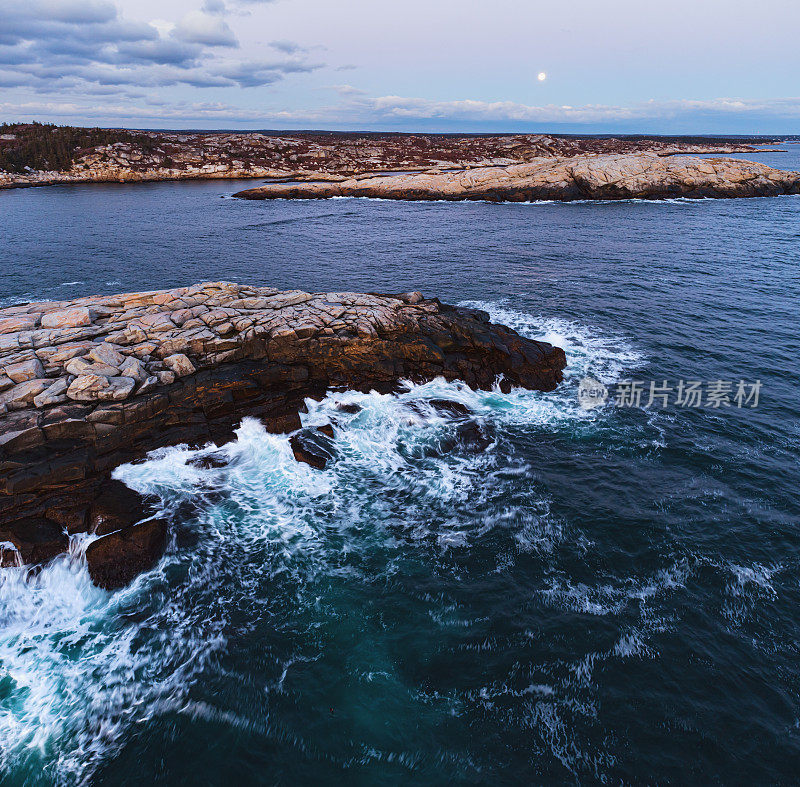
[0,282,566,588]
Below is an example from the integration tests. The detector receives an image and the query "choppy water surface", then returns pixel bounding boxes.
[1,146,799,783]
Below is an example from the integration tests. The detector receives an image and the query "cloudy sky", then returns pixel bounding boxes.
[1,0,799,133]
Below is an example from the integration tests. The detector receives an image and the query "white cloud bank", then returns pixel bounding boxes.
[4,93,800,131]
[0,0,320,92]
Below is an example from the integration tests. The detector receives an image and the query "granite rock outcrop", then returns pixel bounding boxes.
[0,282,566,586]
[234,153,800,202]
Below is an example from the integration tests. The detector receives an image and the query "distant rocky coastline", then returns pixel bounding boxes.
[234,153,800,202]
[0,282,566,588]
[0,125,784,191]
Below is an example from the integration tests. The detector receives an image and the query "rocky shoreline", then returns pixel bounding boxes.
[0,126,782,191]
[0,282,566,587]
[234,153,800,202]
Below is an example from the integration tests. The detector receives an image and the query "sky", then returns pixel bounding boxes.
[1,0,799,133]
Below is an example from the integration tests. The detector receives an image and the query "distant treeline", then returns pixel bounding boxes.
[0,123,154,173]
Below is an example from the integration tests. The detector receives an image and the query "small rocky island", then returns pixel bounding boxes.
[0,282,565,588]
[234,153,800,202]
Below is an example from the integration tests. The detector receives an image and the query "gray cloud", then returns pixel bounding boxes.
[173,11,238,48]
[214,57,319,87]
[0,0,321,94]
[115,39,203,66]
[25,0,118,26]
[0,1,158,48]
[270,39,305,55]
[202,0,228,13]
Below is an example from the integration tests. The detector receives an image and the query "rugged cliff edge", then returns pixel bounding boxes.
[234,153,800,202]
[0,282,565,586]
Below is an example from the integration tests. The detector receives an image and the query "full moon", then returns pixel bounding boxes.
[537,72,547,82]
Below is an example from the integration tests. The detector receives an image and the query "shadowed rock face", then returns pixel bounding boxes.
[234,153,800,202]
[0,518,68,566]
[0,282,566,585]
[86,517,168,590]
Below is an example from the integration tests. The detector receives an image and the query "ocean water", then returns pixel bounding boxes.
[1,145,799,783]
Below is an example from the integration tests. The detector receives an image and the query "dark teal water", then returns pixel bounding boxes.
[1,146,799,784]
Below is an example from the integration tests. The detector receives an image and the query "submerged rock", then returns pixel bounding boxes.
[290,426,335,470]
[410,419,496,459]
[450,420,495,453]
[85,518,168,590]
[335,403,362,415]
[187,451,229,470]
[423,399,473,417]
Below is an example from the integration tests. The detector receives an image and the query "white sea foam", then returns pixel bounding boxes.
[0,534,226,782]
[720,561,782,628]
[459,299,644,385]
[284,193,790,206]
[727,561,780,595]
[540,560,693,618]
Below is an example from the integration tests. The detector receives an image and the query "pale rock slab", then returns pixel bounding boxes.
[0,379,53,410]
[156,370,176,385]
[163,353,196,378]
[0,316,38,334]
[41,308,93,330]
[119,356,148,383]
[67,374,135,402]
[87,343,126,367]
[33,378,69,408]
[4,358,45,383]
[65,357,121,378]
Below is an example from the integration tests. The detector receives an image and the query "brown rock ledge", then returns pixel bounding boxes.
[233,153,800,202]
[0,282,566,585]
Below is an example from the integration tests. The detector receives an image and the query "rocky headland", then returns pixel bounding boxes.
[0,124,783,190]
[234,153,800,202]
[0,282,566,587]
